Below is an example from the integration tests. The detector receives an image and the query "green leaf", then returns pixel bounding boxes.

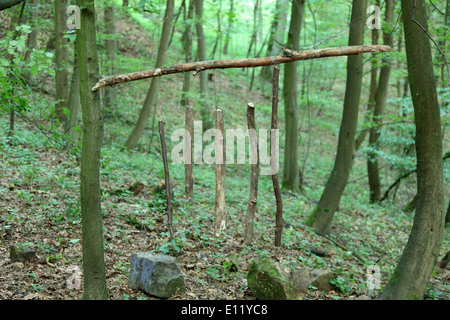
[31,64,38,77]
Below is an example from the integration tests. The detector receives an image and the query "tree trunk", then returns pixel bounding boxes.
[64,38,80,142]
[54,0,69,124]
[271,67,283,247]
[194,0,212,130]
[103,4,117,112]
[438,0,450,85]
[305,0,367,234]
[244,103,259,244]
[438,249,449,269]
[180,0,194,106]
[281,0,305,192]
[210,0,222,60]
[379,0,445,300]
[446,199,450,224]
[24,0,40,63]
[354,6,379,151]
[367,0,394,203]
[222,0,234,55]
[125,0,174,149]
[184,105,194,195]
[76,0,108,300]
[214,109,226,236]
[260,0,288,81]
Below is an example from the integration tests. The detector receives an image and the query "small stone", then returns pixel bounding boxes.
[10,244,37,263]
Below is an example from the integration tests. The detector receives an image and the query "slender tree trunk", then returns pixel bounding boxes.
[244,103,259,244]
[446,199,450,224]
[76,0,108,300]
[354,7,379,151]
[24,0,40,63]
[222,0,234,55]
[247,0,260,58]
[438,249,450,269]
[272,67,283,247]
[379,0,445,300]
[65,39,80,142]
[103,4,117,112]
[281,0,305,192]
[194,0,212,130]
[260,0,288,81]
[438,0,450,85]
[305,0,368,234]
[125,0,174,149]
[214,109,226,236]
[210,0,222,60]
[184,105,194,195]
[54,0,69,124]
[181,0,194,106]
[6,2,26,138]
[367,0,394,203]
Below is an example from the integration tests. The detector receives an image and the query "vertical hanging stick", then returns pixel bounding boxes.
[244,103,259,244]
[159,120,174,237]
[185,105,194,195]
[271,67,283,247]
[214,109,226,237]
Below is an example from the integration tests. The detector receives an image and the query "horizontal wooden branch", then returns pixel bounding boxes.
[91,45,392,91]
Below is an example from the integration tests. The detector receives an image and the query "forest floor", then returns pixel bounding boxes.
[0,130,449,301]
[0,7,449,301]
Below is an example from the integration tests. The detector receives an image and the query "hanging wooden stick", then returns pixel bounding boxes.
[91,45,392,91]
[159,120,174,237]
[271,67,283,247]
[244,103,259,244]
[214,109,226,237]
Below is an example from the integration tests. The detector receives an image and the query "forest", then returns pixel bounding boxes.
[0,0,449,303]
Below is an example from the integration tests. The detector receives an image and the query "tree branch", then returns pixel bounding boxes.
[0,0,25,11]
[91,44,392,91]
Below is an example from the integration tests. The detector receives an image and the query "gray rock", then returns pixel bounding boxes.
[10,244,36,263]
[128,253,186,298]
[247,258,309,300]
[247,258,338,300]
[309,269,337,292]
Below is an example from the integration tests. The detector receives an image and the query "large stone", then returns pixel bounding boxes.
[128,253,186,298]
[247,258,337,300]
[10,244,36,263]
[247,258,310,300]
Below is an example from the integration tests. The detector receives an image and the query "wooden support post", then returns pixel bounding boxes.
[214,109,226,237]
[271,67,283,247]
[158,120,174,237]
[244,103,259,244]
[185,105,194,195]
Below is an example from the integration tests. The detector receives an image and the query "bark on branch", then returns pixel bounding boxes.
[91,45,392,91]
